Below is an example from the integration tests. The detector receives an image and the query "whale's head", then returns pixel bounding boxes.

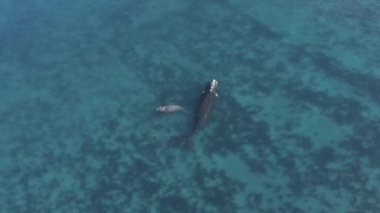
[209,79,218,94]
[155,106,167,112]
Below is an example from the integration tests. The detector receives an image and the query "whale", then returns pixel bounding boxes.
[190,79,218,135]
[155,104,188,113]
[169,79,218,147]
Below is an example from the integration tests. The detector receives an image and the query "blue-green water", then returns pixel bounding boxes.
[1,0,379,212]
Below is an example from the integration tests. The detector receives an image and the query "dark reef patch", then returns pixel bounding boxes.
[339,120,380,168]
[311,146,339,169]
[158,195,191,213]
[283,79,365,124]
[202,93,272,155]
[289,47,380,106]
[192,164,242,212]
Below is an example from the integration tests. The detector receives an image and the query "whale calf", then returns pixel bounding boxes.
[155,104,187,113]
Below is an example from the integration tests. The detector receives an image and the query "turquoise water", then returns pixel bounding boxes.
[0,0,379,212]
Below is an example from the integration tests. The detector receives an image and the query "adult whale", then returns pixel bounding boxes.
[191,79,218,135]
[169,79,219,147]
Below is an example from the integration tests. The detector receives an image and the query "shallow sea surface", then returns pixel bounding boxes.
[0,0,379,212]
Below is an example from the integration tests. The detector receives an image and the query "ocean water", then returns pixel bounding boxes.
[0,0,379,212]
